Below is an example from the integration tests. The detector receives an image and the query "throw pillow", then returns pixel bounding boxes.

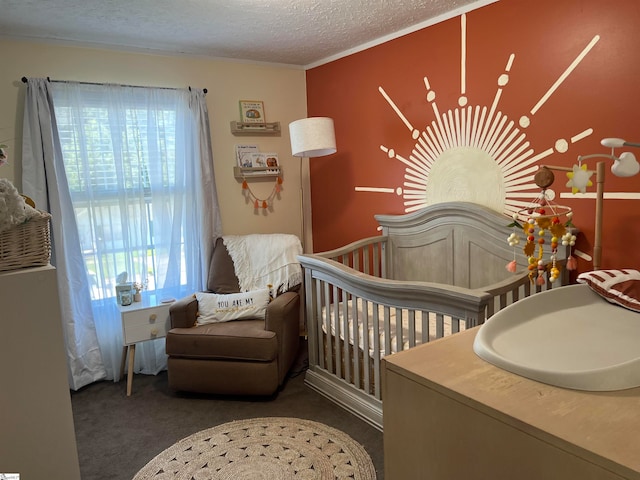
[576,269,640,312]
[195,288,270,324]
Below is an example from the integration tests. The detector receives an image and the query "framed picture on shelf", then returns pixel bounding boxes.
[239,100,266,124]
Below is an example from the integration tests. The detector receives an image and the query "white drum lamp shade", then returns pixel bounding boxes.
[289,117,337,158]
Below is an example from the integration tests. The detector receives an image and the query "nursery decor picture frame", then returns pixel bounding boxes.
[239,100,265,124]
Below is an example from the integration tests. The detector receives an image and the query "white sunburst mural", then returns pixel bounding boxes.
[355,13,604,217]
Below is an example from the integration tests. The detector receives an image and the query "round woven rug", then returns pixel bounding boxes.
[133,417,377,480]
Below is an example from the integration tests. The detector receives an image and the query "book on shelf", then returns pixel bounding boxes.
[235,144,259,167]
[248,152,279,168]
[239,100,265,124]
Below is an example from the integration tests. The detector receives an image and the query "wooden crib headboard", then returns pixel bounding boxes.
[375,201,547,289]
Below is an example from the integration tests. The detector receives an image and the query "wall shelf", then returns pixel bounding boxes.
[234,166,282,179]
[230,121,281,136]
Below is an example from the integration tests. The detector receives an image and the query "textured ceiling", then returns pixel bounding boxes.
[0,0,494,67]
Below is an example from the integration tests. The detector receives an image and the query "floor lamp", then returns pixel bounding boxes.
[289,117,337,252]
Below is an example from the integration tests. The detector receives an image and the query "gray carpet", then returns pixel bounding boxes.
[70,341,384,479]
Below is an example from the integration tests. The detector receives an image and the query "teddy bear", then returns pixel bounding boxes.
[0,178,37,233]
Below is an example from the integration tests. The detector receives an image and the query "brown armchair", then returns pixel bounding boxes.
[165,236,301,396]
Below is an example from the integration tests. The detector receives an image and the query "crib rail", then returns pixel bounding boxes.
[298,253,494,430]
[314,235,388,278]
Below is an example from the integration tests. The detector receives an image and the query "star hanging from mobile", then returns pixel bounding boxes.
[566,163,594,194]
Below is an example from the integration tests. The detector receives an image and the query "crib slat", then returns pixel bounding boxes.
[313,279,324,369]
[380,242,387,279]
[436,313,444,339]
[362,299,371,395]
[306,271,319,367]
[327,285,346,382]
[512,285,520,303]
[319,280,328,370]
[383,306,392,357]
[422,311,430,343]
[499,292,508,310]
[344,288,351,381]
[350,300,356,375]
[451,317,460,334]
[352,297,361,390]
[363,247,370,276]
[486,299,495,319]
[324,282,333,373]
[395,307,403,354]
[373,302,381,399]
[408,310,416,348]
[373,243,380,278]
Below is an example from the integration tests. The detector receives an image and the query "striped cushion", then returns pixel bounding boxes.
[576,269,640,312]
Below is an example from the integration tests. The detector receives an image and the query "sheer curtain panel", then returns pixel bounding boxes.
[22,78,107,389]
[22,79,221,389]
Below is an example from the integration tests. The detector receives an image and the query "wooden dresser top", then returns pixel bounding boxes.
[384,327,640,478]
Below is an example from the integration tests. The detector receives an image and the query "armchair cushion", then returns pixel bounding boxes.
[166,319,278,362]
[195,288,270,324]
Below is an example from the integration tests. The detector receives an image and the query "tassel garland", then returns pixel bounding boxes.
[241,175,283,211]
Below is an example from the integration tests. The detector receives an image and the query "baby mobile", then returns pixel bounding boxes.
[506,165,578,285]
[241,173,283,210]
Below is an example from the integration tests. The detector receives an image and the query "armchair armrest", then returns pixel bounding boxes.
[265,291,301,384]
[169,295,198,329]
[265,291,299,333]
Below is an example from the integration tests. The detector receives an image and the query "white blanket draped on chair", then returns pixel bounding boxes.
[222,234,303,293]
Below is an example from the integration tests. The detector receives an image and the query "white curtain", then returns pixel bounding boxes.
[22,78,107,390]
[22,79,222,389]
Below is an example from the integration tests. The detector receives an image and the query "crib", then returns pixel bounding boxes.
[297,201,571,430]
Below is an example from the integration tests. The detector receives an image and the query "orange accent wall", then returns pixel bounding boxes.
[306,0,640,272]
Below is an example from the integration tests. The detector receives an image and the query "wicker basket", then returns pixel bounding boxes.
[0,210,52,272]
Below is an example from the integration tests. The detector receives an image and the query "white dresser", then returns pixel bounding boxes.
[118,295,172,396]
[0,266,81,479]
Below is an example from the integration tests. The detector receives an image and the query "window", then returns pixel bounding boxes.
[52,83,199,303]
[23,78,216,385]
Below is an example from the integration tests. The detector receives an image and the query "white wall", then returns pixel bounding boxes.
[0,38,307,236]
